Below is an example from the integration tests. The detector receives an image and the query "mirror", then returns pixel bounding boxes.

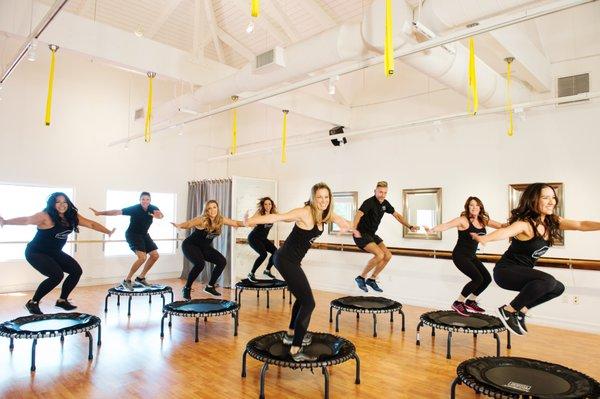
[508,183,564,246]
[328,191,358,235]
[402,188,442,240]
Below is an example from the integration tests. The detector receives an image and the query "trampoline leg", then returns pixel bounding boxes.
[416,320,423,345]
[506,330,511,350]
[322,366,330,399]
[235,288,238,302]
[195,317,200,343]
[446,331,453,359]
[149,295,152,304]
[233,311,239,336]
[160,313,166,338]
[372,314,378,338]
[85,331,93,360]
[390,311,394,323]
[257,290,260,299]
[204,316,208,323]
[282,289,285,300]
[353,353,361,384]
[493,332,500,357]
[170,291,174,303]
[473,332,478,339]
[117,296,120,306]
[432,327,436,337]
[241,349,248,377]
[127,296,132,317]
[97,324,102,346]
[266,291,270,309]
[104,294,110,312]
[329,306,333,323]
[259,362,269,399]
[9,338,14,351]
[238,289,244,308]
[289,292,292,305]
[60,335,64,343]
[356,312,360,320]
[168,315,172,327]
[161,294,165,308]
[450,377,460,399]
[400,309,406,332]
[31,338,37,372]
[335,309,341,333]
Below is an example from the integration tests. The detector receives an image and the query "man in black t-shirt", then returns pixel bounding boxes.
[353,181,416,292]
[91,191,164,290]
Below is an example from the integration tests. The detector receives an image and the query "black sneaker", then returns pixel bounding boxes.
[355,276,368,292]
[55,299,77,311]
[247,272,256,282]
[283,332,312,346]
[25,300,43,315]
[135,276,151,287]
[516,311,528,334]
[497,306,523,335]
[290,347,318,362]
[203,285,221,297]
[182,287,192,301]
[365,278,383,292]
[263,269,276,279]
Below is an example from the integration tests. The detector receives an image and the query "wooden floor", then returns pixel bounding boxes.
[0,279,598,399]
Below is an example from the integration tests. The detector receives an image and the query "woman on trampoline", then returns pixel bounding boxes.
[245,182,359,361]
[472,183,600,335]
[247,197,278,281]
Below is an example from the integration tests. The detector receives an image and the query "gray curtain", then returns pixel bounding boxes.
[180,179,233,288]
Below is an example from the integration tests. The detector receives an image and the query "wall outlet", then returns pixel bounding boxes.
[572,295,580,305]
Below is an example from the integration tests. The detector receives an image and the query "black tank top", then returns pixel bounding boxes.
[185,228,220,246]
[249,223,273,240]
[453,220,486,256]
[277,223,322,264]
[27,223,73,253]
[496,235,550,268]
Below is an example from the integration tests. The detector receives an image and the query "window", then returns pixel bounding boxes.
[0,184,74,261]
[104,190,177,256]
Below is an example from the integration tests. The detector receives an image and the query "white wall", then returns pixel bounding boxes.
[210,57,600,332]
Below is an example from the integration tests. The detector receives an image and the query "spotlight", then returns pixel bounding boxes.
[27,40,38,62]
[246,21,255,34]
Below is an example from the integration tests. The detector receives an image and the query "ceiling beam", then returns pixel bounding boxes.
[298,0,336,30]
[145,0,183,39]
[203,0,225,63]
[264,0,300,42]
[217,27,254,62]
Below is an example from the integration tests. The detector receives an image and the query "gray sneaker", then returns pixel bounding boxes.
[282,332,312,346]
[122,279,134,290]
[290,347,318,362]
[263,269,276,279]
[135,276,151,287]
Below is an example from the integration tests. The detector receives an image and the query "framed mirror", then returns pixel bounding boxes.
[328,191,358,235]
[508,183,564,246]
[402,188,442,239]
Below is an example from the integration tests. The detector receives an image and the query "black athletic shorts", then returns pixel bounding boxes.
[125,232,158,253]
[353,233,383,249]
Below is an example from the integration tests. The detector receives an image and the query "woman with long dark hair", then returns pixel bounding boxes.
[472,183,600,335]
[428,197,505,316]
[0,192,115,314]
[172,200,243,299]
[245,183,359,361]
[247,197,278,281]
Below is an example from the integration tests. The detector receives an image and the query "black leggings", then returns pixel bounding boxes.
[452,252,492,298]
[274,253,314,347]
[25,248,83,302]
[182,240,227,288]
[248,233,276,274]
[494,265,565,310]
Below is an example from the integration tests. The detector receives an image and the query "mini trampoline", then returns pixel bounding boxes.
[416,310,511,359]
[104,283,174,316]
[329,296,405,337]
[235,278,291,309]
[241,331,360,399]
[451,356,600,398]
[0,312,101,371]
[161,299,239,342]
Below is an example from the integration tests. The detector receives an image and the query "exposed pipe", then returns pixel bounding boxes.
[0,0,69,85]
[206,90,600,162]
[109,0,595,147]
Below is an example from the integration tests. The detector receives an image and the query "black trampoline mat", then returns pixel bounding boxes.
[336,296,397,309]
[436,314,493,328]
[168,300,237,313]
[19,318,90,332]
[481,366,572,395]
[112,284,168,293]
[237,279,286,288]
[249,332,355,363]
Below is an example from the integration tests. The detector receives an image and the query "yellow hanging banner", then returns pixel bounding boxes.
[144,72,156,143]
[468,38,478,115]
[231,95,239,155]
[384,0,394,77]
[281,110,289,164]
[505,57,515,136]
[251,0,259,17]
[44,45,59,126]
